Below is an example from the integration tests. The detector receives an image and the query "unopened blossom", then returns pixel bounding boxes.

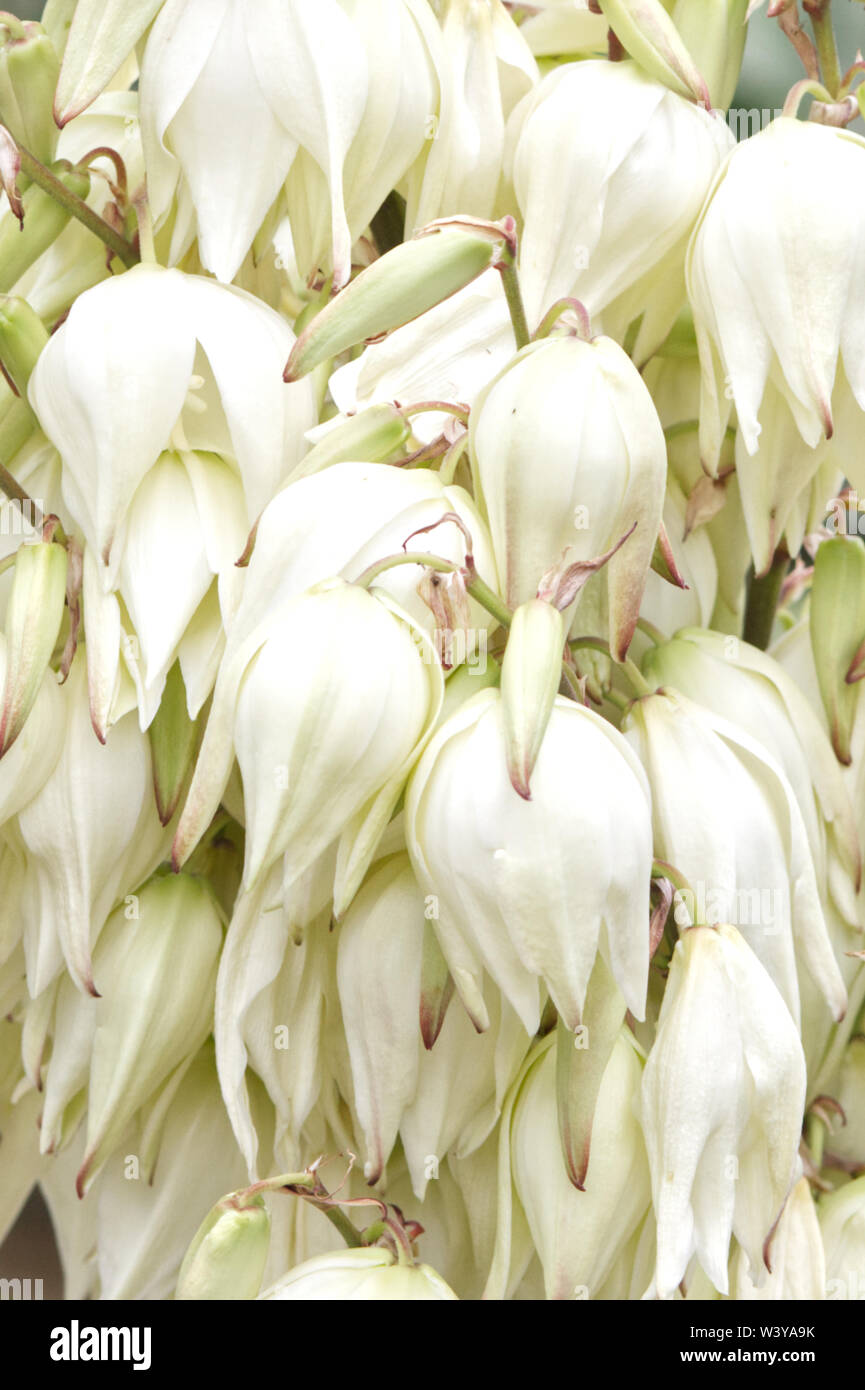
[260,1246,458,1300]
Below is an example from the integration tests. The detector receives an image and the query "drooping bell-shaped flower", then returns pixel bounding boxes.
[688,117,865,571]
[141,0,440,287]
[622,686,846,1026]
[641,923,807,1299]
[406,688,653,1034]
[507,58,733,347]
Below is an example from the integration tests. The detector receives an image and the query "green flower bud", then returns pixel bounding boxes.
[0,538,67,755]
[0,294,48,395]
[0,162,91,294]
[147,661,200,826]
[501,597,565,799]
[669,0,748,111]
[284,221,510,381]
[597,0,710,105]
[260,1247,458,1301]
[0,17,60,165]
[54,0,163,126]
[810,536,865,764]
[176,1194,271,1301]
[290,403,411,483]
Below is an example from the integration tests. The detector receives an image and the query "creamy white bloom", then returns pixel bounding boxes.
[408,0,537,227]
[406,688,653,1033]
[641,923,807,1299]
[470,335,666,659]
[29,264,315,586]
[141,0,440,286]
[507,59,733,345]
[688,118,865,568]
[177,579,442,902]
[623,687,846,1025]
[16,651,170,998]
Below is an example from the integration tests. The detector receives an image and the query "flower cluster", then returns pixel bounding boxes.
[0,0,864,1303]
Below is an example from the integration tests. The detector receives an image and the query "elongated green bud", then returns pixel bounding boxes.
[54,0,163,125]
[176,1194,271,1301]
[0,163,91,293]
[284,220,510,381]
[597,0,710,105]
[669,0,748,111]
[0,295,48,395]
[501,597,566,800]
[810,536,865,764]
[290,404,411,483]
[0,391,37,458]
[0,18,60,164]
[147,661,200,826]
[0,540,66,756]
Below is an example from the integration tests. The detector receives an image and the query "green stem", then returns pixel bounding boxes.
[466,569,512,629]
[636,617,667,646]
[307,1199,366,1249]
[805,1111,826,1170]
[743,550,789,651]
[604,687,630,713]
[807,0,842,97]
[354,551,460,589]
[15,142,138,268]
[497,249,531,350]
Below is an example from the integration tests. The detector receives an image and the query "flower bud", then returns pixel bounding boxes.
[291,404,411,482]
[406,688,653,1033]
[596,0,710,105]
[0,295,49,396]
[54,0,162,125]
[641,923,807,1298]
[76,873,224,1196]
[0,16,60,164]
[0,634,63,825]
[510,1031,651,1299]
[260,1247,458,1300]
[147,660,200,826]
[284,222,508,381]
[470,335,666,659]
[668,0,748,110]
[809,536,865,766]
[0,540,67,755]
[0,163,91,295]
[176,1193,271,1301]
[507,59,732,347]
[500,598,565,799]
[623,688,846,1025]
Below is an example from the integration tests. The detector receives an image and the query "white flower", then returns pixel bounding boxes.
[622,687,846,1026]
[507,59,733,346]
[687,118,865,569]
[406,688,653,1033]
[641,923,806,1299]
